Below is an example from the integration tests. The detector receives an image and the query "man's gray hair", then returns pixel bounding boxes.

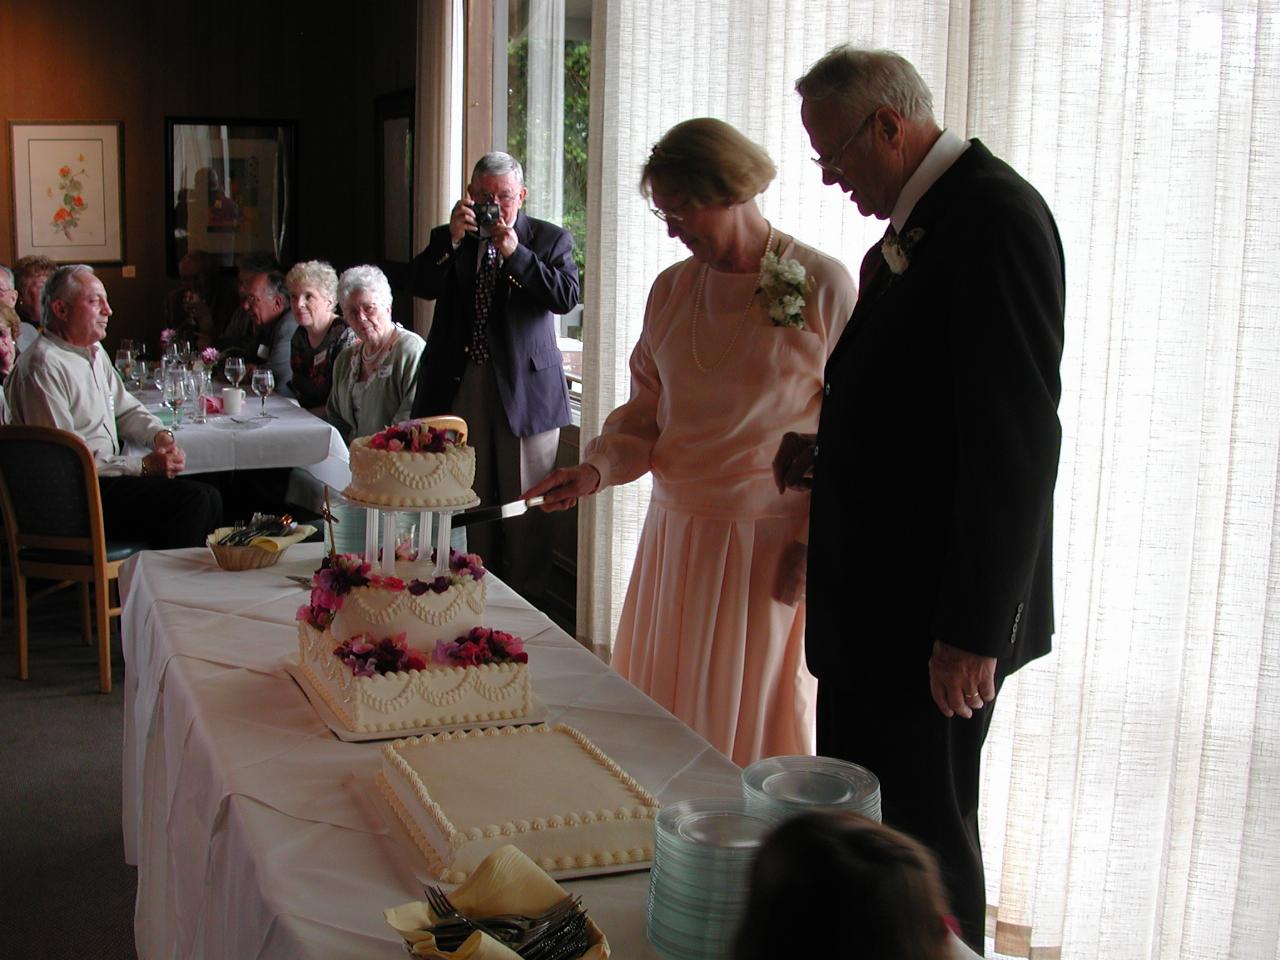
[338,264,394,311]
[0,264,13,286]
[471,151,524,186]
[796,46,936,126]
[42,264,97,328]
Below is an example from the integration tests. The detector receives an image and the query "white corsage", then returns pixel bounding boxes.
[758,253,814,329]
[881,227,926,275]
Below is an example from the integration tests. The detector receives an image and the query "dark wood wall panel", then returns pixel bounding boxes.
[0,0,418,348]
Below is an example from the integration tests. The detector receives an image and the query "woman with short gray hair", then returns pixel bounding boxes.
[286,260,355,413]
[326,265,424,442]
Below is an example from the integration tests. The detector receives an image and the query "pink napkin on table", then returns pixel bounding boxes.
[202,395,223,413]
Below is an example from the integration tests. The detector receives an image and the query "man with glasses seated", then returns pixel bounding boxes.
[6,264,222,548]
[410,152,579,604]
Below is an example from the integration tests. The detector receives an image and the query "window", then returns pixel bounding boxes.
[494,0,590,398]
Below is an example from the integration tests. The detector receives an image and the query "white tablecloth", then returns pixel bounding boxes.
[130,389,350,485]
[120,544,740,960]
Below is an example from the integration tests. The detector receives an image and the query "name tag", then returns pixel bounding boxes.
[311,348,329,371]
[257,344,270,360]
[377,363,393,379]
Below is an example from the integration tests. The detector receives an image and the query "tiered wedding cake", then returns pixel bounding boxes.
[295,418,534,734]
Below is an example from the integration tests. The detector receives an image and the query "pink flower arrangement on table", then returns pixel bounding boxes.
[433,626,528,667]
[200,347,220,365]
[367,420,462,453]
[159,328,176,345]
[333,632,427,677]
[295,550,487,630]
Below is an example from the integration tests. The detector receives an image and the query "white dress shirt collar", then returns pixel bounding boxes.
[890,128,970,233]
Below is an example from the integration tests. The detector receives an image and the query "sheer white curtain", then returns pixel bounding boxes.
[580,1,1280,957]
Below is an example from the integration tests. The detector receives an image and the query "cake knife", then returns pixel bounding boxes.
[451,495,546,527]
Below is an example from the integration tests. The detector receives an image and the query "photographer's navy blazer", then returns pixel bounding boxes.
[410,211,579,437]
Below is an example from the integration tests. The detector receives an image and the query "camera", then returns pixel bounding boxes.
[474,201,501,237]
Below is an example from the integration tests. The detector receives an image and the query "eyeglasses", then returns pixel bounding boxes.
[649,204,686,224]
[812,108,880,175]
[473,192,521,204]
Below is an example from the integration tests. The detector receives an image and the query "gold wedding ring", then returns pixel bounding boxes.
[965,691,980,700]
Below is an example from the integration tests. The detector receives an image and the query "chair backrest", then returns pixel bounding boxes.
[0,425,104,557]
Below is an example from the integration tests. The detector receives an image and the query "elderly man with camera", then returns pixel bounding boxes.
[411,152,579,603]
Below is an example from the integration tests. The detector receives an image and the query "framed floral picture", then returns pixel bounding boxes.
[8,120,125,265]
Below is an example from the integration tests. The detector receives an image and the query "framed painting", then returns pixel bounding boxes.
[375,89,415,270]
[8,120,125,265]
[164,117,296,276]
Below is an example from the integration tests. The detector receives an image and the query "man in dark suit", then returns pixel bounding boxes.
[411,152,579,602]
[774,47,1065,953]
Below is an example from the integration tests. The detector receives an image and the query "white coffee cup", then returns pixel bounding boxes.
[222,387,244,415]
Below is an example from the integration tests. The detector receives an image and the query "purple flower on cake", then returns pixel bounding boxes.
[296,553,373,629]
[433,626,528,667]
[367,421,461,453]
[334,632,427,676]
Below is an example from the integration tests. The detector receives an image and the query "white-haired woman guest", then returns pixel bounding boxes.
[326,265,424,443]
[286,260,356,415]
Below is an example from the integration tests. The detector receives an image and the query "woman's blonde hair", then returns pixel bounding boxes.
[640,118,776,209]
[286,260,339,302]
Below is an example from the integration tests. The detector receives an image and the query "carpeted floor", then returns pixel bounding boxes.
[0,591,136,959]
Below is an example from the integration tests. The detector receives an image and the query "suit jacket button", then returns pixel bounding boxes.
[812,444,819,458]
[824,383,831,396]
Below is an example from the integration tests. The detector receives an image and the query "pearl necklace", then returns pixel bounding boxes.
[690,223,776,373]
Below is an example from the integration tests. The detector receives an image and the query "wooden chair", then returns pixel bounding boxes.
[0,425,147,692]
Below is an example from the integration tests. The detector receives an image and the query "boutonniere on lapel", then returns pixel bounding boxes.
[881,227,926,275]
[758,252,815,329]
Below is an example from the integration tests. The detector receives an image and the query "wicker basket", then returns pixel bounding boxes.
[207,531,290,571]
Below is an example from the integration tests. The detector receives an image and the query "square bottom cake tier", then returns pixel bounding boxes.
[379,724,660,882]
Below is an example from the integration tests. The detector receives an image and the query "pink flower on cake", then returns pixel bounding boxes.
[433,626,528,666]
[334,632,426,676]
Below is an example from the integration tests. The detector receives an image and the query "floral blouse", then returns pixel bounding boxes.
[288,319,357,409]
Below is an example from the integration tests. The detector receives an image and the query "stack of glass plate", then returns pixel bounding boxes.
[741,755,882,822]
[646,798,781,960]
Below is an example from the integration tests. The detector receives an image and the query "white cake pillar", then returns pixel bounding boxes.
[434,513,453,577]
[417,511,432,561]
[380,510,397,574]
[364,507,380,564]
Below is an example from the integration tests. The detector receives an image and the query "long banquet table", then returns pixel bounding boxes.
[120,543,741,959]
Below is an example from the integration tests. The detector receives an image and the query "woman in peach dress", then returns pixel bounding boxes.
[527,119,855,764]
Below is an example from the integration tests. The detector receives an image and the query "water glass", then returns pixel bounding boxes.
[163,368,189,430]
[114,348,135,387]
[251,368,276,419]
[224,356,246,389]
[189,370,211,424]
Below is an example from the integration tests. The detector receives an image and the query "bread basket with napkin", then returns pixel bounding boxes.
[385,845,609,960]
[207,514,315,571]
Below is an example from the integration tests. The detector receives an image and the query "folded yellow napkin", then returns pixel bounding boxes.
[385,845,610,960]
[207,525,315,552]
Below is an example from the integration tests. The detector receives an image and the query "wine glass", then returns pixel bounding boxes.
[251,368,276,419]
[152,361,167,394]
[176,340,194,369]
[163,368,189,430]
[224,356,245,389]
[114,347,135,387]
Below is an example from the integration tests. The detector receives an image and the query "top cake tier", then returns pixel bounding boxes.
[345,419,477,508]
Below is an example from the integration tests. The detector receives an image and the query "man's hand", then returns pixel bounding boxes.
[145,430,186,478]
[522,464,601,512]
[449,197,476,245]
[772,540,808,605]
[772,431,817,493]
[489,208,520,260]
[928,640,997,719]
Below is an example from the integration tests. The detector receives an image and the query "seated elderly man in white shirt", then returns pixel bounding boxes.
[6,264,222,548]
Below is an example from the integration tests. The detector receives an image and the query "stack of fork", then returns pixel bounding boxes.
[421,886,592,960]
